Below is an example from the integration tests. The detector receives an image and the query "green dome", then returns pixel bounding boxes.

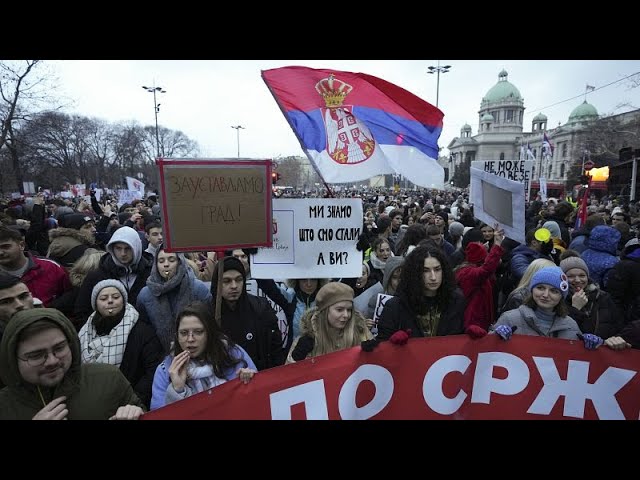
[481,113,494,122]
[533,113,547,121]
[483,70,522,103]
[568,101,598,123]
[462,123,472,131]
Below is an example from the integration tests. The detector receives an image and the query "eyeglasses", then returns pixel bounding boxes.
[178,329,205,339]
[17,341,70,367]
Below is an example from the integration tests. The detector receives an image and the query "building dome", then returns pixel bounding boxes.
[533,113,548,122]
[482,70,522,103]
[481,113,495,122]
[462,123,472,131]
[567,101,598,123]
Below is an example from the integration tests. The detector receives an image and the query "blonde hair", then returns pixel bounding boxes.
[69,248,106,287]
[516,258,556,289]
[313,307,370,356]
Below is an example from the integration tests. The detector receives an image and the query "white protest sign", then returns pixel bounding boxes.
[251,198,363,279]
[373,293,394,336]
[470,167,525,244]
[246,279,289,347]
[117,189,143,207]
[471,160,533,202]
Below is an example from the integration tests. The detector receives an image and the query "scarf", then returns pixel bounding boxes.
[145,255,197,352]
[186,361,227,394]
[79,303,138,368]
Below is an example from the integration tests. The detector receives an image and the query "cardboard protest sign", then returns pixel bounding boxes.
[157,159,273,252]
[471,160,533,202]
[470,166,525,243]
[251,198,363,279]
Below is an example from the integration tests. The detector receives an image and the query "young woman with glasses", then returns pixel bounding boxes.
[150,301,257,410]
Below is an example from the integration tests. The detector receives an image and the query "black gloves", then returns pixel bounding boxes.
[291,335,315,361]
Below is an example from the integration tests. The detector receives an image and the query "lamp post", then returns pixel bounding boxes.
[231,125,245,158]
[142,85,166,159]
[427,61,451,108]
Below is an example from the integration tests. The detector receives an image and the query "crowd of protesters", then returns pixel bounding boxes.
[0,183,639,419]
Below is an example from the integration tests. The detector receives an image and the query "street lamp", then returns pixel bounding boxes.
[427,61,451,108]
[142,85,166,159]
[231,125,245,158]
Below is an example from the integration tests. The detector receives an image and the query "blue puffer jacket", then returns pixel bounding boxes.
[581,225,620,289]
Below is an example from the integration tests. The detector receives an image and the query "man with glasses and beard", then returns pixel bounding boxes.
[0,308,146,420]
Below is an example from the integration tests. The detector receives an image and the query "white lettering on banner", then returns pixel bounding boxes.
[268,353,637,420]
[527,358,636,420]
[338,365,394,420]
[423,355,471,415]
[471,352,530,404]
[270,380,329,420]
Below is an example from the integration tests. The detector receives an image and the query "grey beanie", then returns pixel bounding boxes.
[91,279,128,310]
[449,221,464,237]
[560,257,589,276]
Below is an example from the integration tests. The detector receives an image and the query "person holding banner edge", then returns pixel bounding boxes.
[376,246,466,341]
[492,266,604,350]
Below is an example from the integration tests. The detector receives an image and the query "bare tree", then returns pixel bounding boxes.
[0,60,61,191]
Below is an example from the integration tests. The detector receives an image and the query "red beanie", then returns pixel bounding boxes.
[465,242,487,263]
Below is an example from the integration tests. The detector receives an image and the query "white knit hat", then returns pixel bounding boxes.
[91,279,128,310]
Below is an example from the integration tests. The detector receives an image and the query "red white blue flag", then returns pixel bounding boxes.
[262,66,444,188]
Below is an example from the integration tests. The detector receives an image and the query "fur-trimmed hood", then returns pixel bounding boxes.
[47,227,94,258]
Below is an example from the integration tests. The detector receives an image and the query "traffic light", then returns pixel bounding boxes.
[271,172,281,184]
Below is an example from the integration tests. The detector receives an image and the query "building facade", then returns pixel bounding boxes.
[444,69,640,198]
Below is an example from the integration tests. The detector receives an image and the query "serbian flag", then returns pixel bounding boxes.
[262,66,444,188]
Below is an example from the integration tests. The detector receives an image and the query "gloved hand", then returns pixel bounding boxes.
[389,329,411,345]
[466,325,488,339]
[495,324,516,341]
[577,333,603,350]
[361,338,380,352]
[291,335,315,361]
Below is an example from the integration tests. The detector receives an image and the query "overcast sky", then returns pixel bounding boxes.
[49,60,640,159]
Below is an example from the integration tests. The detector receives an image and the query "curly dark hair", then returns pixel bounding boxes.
[396,245,455,315]
[395,224,427,256]
[173,301,247,378]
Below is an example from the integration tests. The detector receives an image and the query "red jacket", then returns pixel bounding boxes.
[455,244,504,331]
[21,253,72,306]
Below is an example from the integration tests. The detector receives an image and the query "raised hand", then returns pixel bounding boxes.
[571,290,588,310]
[169,350,191,392]
[493,223,505,246]
[32,396,68,420]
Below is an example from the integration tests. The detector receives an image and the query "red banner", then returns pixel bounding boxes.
[142,335,640,420]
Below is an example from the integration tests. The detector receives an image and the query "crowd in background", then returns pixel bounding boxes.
[0,184,639,419]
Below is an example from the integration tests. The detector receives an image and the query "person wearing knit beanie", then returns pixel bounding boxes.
[464,242,487,264]
[91,279,128,310]
[542,221,562,240]
[560,257,589,277]
[315,282,354,311]
[449,221,464,238]
[530,266,570,299]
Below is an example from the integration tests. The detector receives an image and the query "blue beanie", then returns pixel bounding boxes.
[530,266,570,298]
